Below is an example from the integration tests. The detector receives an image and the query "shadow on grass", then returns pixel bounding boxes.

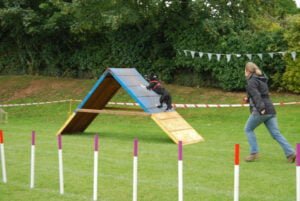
[63,131,172,145]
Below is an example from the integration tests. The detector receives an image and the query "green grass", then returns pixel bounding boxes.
[0,76,299,201]
[0,103,299,201]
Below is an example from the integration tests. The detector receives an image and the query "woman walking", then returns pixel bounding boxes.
[244,62,296,163]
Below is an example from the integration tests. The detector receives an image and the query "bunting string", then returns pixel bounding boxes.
[181,49,298,62]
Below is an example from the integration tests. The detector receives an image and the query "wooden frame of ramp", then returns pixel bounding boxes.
[56,68,204,145]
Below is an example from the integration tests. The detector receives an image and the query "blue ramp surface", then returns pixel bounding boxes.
[109,68,163,113]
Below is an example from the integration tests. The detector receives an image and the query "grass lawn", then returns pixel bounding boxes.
[0,103,299,201]
[0,75,299,201]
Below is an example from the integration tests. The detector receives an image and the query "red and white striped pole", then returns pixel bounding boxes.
[296,144,300,201]
[178,141,183,201]
[93,135,99,201]
[234,144,240,201]
[30,131,36,189]
[57,135,64,195]
[0,130,7,183]
[133,138,138,201]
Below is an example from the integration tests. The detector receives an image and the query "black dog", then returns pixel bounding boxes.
[146,74,173,111]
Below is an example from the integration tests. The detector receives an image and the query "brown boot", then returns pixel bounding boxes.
[287,154,296,163]
[245,153,259,162]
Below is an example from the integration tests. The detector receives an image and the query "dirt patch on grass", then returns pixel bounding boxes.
[9,80,45,101]
[0,76,91,102]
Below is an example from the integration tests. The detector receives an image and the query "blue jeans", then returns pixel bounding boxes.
[244,114,294,157]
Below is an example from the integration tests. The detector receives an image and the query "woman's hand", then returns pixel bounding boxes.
[260,109,266,115]
[242,97,249,103]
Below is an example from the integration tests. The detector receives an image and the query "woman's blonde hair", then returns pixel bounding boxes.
[245,62,262,76]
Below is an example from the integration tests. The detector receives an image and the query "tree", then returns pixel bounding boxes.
[0,0,299,92]
[282,14,300,93]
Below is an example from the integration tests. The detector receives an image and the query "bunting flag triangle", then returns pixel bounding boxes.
[268,52,274,58]
[257,53,263,60]
[191,51,196,58]
[177,49,182,55]
[199,52,204,58]
[216,54,221,61]
[291,51,297,61]
[279,51,286,56]
[226,54,231,62]
[207,53,212,61]
[246,54,252,60]
[184,50,189,56]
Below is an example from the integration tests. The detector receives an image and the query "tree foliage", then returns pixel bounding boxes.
[282,14,300,93]
[0,0,299,92]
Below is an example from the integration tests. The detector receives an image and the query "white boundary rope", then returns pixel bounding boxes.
[0,99,299,108]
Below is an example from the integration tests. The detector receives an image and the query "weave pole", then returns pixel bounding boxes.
[0,130,7,183]
[178,141,183,201]
[297,144,300,201]
[93,135,99,201]
[58,135,64,195]
[133,139,138,201]
[30,131,36,189]
[234,144,240,201]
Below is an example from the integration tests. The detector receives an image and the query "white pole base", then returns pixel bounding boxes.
[297,166,300,201]
[178,160,183,201]
[133,156,138,201]
[1,144,7,183]
[30,145,35,188]
[93,151,99,201]
[234,165,239,201]
[58,149,64,195]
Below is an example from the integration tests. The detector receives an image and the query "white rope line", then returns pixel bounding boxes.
[0,99,299,108]
[107,101,300,108]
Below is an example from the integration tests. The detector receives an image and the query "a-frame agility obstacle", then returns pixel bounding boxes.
[57,68,204,145]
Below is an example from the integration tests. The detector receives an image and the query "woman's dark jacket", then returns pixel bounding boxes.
[246,74,276,115]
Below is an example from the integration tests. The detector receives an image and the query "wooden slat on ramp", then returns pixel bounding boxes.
[151,111,204,145]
